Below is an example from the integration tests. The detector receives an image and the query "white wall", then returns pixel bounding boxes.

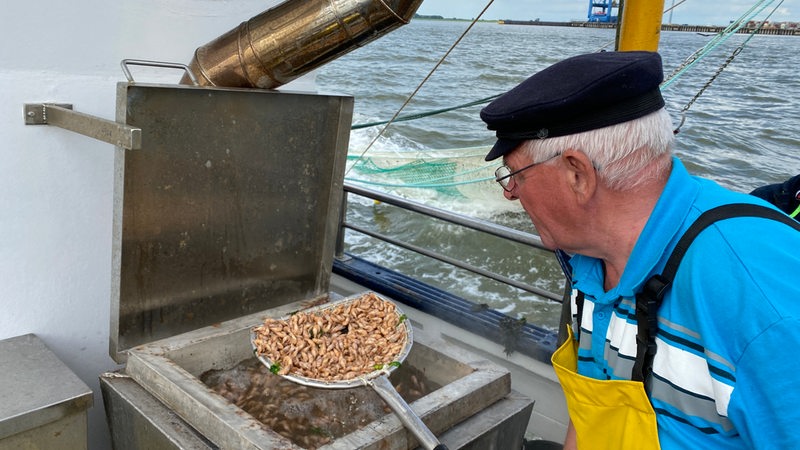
[0,1,310,448]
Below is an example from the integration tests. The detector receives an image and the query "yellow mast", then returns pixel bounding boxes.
[615,0,666,51]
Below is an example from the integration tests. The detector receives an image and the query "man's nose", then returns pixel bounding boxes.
[503,188,518,201]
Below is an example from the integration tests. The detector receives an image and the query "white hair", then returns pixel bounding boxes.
[519,108,675,191]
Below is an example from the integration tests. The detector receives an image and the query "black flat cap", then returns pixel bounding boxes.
[481,51,665,161]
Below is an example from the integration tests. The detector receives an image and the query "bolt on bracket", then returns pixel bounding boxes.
[24,103,142,150]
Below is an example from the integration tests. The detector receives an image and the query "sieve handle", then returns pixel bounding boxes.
[370,375,447,450]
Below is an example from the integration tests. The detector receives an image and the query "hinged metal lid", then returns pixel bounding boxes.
[109,83,353,362]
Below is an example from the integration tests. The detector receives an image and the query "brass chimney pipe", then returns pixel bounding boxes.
[181,0,424,89]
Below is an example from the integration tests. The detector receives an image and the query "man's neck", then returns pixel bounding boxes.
[595,159,670,290]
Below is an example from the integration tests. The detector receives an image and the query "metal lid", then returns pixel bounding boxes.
[109,83,353,362]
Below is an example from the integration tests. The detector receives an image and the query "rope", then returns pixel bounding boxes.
[791,203,800,219]
[346,147,494,189]
[668,0,785,133]
[663,0,689,18]
[346,174,495,189]
[662,0,782,89]
[346,152,497,188]
[376,0,409,24]
[345,0,497,176]
[351,94,501,130]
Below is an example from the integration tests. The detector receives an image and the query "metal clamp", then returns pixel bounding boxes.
[120,59,198,85]
[24,103,142,150]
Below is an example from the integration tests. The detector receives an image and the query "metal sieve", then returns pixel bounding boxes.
[251,293,447,450]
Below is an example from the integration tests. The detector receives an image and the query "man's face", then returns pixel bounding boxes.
[501,150,570,251]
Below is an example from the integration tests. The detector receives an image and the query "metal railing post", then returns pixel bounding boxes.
[335,189,349,259]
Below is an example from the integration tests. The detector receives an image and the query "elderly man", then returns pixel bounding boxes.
[481,51,800,449]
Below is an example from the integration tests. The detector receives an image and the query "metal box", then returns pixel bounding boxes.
[121,299,513,449]
[0,334,93,450]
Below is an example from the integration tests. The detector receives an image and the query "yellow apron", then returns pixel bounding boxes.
[551,326,661,450]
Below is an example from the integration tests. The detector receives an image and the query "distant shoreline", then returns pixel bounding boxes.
[413,15,800,36]
[498,19,800,36]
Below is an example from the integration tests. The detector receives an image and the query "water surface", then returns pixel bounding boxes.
[316,20,800,329]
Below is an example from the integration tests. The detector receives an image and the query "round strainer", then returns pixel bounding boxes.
[251,292,446,450]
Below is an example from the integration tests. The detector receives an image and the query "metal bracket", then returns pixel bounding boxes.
[24,103,142,150]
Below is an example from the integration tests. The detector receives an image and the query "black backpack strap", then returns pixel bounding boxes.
[555,249,575,346]
[632,274,669,383]
[631,203,800,385]
[555,249,588,344]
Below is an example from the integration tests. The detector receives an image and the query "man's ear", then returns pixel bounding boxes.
[561,149,597,203]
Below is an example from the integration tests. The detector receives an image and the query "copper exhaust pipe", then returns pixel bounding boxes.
[181,0,424,89]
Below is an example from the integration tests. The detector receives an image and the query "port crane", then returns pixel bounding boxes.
[588,0,618,22]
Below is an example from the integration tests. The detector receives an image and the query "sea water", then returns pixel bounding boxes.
[316,20,800,330]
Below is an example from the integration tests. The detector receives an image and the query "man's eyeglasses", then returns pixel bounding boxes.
[494,153,560,192]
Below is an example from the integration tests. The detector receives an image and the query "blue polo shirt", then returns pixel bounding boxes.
[569,157,800,449]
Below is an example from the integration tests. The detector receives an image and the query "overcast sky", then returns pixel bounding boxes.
[416,0,800,25]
